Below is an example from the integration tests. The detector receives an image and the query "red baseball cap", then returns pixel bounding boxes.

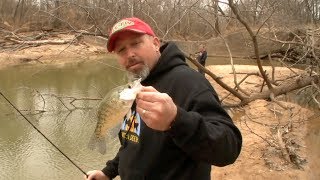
[107,17,156,52]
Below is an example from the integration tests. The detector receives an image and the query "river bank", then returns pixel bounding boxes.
[206,65,318,180]
[0,33,109,69]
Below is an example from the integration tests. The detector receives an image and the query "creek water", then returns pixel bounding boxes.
[0,56,318,179]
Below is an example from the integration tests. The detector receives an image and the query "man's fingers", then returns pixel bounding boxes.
[85,170,95,180]
[140,86,157,92]
[137,98,155,110]
[137,86,166,102]
[86,170,94,175]
[137,91,158,102]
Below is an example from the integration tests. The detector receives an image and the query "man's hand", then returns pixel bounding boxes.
[84,170,110,180]
[136,86,177,131]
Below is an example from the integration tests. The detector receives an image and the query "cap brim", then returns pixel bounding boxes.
[107,29,147,52]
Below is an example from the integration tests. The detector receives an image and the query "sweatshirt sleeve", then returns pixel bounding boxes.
[101,152,120,179]
[167,89,242,166]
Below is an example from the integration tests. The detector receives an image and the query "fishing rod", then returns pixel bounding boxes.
[0,91,88,177]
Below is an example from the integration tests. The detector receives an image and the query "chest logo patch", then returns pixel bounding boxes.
[120,111,141,143]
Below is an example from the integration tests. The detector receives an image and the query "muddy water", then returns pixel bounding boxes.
[0,55,318,179]
[0,57,125,179]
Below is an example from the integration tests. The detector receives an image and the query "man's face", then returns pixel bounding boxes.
[113,31,160,79]
[199,45,204,52]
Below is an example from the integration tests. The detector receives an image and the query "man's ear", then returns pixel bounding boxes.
[152,37,161,50]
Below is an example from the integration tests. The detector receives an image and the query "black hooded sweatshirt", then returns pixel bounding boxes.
[102,42,242,180]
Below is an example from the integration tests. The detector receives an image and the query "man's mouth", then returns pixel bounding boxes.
[127,62,143,70]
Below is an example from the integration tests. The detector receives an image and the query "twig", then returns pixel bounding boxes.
[244,112,278,147]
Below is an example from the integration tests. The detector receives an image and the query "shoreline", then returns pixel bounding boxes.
[0,33,110,69]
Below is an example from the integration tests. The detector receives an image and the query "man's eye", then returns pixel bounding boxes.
[132,41,140,46]
[117,48,125,54]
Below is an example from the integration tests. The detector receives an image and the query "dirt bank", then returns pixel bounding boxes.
[0,29,292,69]
[0,33,109,69]
[206,65,317,180]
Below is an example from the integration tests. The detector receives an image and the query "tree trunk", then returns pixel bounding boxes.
[53,0,61,28]
[13,0,21,24]
[212,0,220,36]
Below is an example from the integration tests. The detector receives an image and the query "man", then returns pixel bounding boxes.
[85,17,242,180]
[197,44,208,75]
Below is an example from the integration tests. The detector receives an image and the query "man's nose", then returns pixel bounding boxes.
[125,48,136,58]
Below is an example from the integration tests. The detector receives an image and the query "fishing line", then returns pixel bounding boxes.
[0,91,88,176]
[95,59,125,72]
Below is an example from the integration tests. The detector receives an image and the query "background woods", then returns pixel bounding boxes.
[0,0,319,39]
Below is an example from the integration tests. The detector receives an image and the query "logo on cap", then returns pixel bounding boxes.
[111,20,134,34]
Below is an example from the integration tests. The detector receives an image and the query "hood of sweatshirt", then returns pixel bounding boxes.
[143,42,188,83]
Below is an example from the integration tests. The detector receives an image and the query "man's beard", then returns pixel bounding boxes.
[126,64,150,82]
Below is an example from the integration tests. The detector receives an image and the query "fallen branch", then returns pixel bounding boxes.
[277,128,291,163]
[7,37,75,45]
